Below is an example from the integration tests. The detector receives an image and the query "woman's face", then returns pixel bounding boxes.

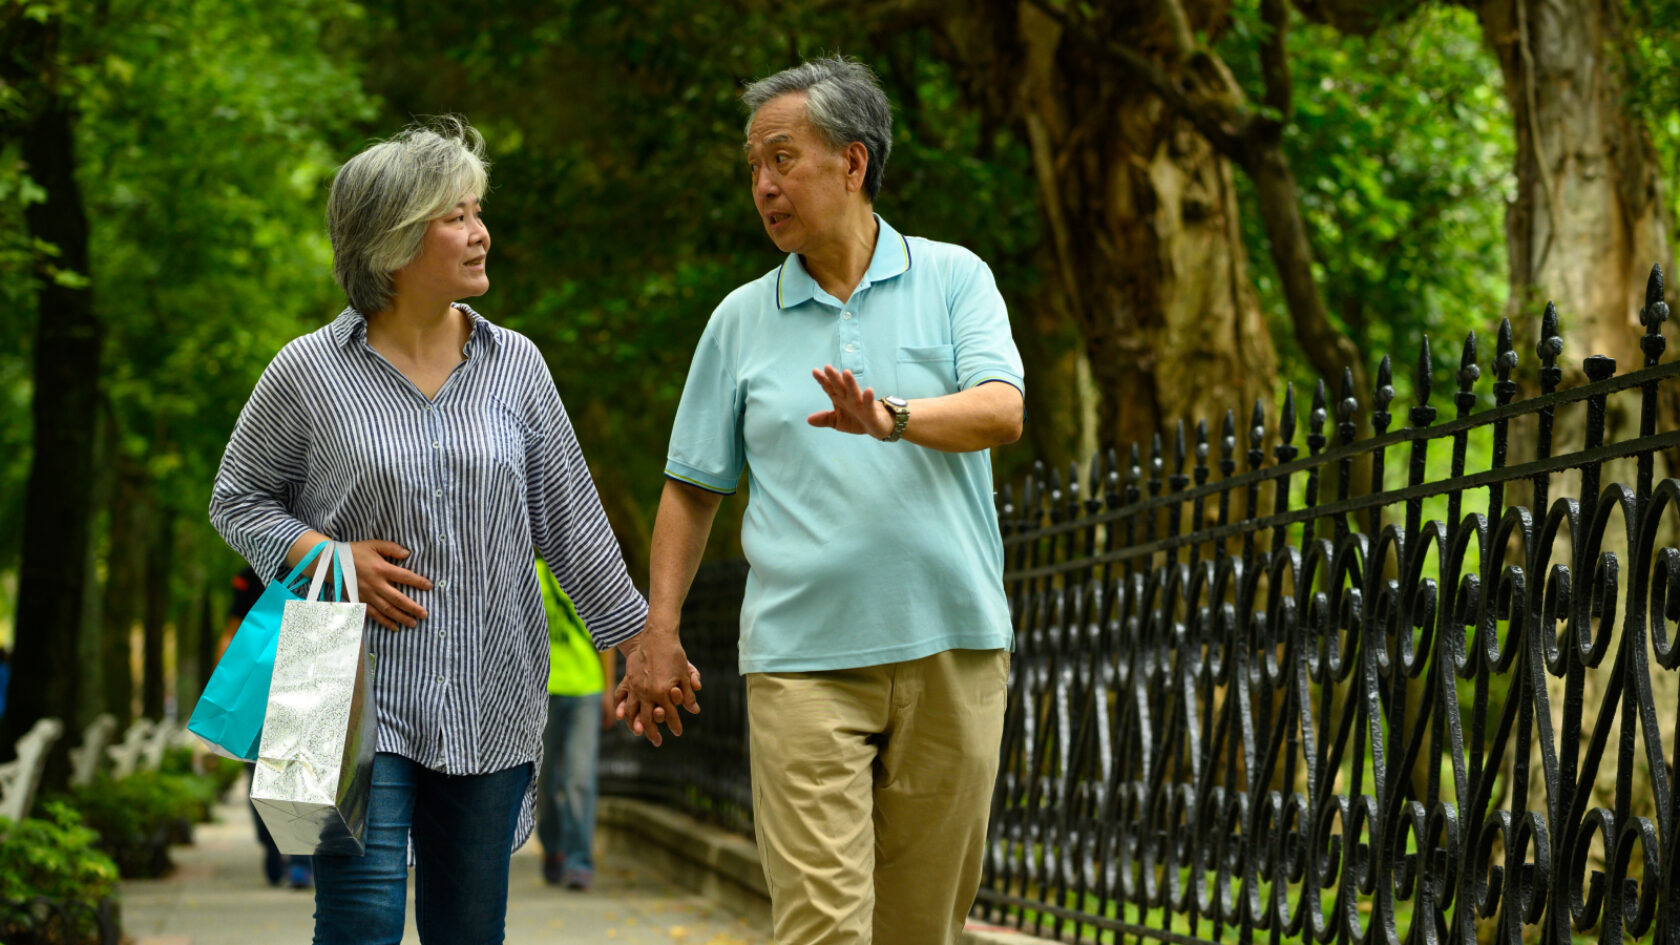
[392,194,490,305]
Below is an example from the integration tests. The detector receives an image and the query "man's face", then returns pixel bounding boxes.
[745,93,854,256]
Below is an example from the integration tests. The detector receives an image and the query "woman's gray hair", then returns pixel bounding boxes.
[743,56,892,202]
[327,115,489,315]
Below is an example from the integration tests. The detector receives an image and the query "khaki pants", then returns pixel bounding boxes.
[746,648,1009,945]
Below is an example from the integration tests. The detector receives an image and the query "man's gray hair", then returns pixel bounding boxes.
[742,56,892,202]
[327,116,489,315]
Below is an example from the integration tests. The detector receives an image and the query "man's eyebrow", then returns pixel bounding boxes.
[744,133,796,154]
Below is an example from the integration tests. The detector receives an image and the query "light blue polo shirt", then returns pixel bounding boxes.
[666,216,1024,674]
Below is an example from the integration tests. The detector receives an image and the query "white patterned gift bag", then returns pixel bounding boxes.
[251,541,378,856]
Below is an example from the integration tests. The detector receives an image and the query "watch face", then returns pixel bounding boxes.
[885,396,908,409]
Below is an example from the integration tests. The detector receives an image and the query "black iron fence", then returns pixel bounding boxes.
[602,267,1680,945]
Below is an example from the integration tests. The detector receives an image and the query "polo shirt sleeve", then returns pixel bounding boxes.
[949,251,1025,397]
[665,313,745,495]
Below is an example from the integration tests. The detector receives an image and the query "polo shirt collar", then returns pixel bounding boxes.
[775,214,912,309]
[329,303,503,349]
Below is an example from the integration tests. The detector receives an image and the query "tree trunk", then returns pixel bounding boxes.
[141,505,174,720]
[934,0,1279,454]
[101,458,145,727]
[1,99,103,783]
[1479,0,1674,390]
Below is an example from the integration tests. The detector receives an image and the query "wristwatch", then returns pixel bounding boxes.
[879,396,910,442]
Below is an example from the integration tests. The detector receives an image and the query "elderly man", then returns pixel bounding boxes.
[618,56,1023,944]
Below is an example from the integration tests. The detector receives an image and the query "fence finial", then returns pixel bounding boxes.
[1194,419,1211,487]
[1338,367,1359,444]
[1539,302,1563,364]
[1280,383,1298,444]
[1220,410,1237,477]
[1539,302,1564,392]
[1415,335,1434,407]
[1458,332,1480,391]
[1641,263,1668,366]
[1248,399,1266,469]
[1308,380,1328,453]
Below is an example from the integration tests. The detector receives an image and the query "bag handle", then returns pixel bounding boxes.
[305,541,361,604]
[336,541,360,604]
[278,541,332,593]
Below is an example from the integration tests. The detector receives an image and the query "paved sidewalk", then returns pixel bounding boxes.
[121,791,771,945]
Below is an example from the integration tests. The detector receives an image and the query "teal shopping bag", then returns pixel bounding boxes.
[189,541,335,760]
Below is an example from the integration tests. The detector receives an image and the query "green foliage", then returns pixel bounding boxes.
[56,771,207,877]
[160,746,244,804]
[0,0,379,645]
[1221,3,1513,390]
[0,802,120,942]
[1625,0,1680,215]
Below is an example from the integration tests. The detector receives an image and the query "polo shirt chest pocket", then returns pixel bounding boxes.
[894,344,958,399]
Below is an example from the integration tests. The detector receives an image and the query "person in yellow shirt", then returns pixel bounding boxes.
[535,556,616,890]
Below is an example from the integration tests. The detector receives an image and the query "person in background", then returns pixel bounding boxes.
[533,555,616,891]
[219,565,314,890]
[0,643,11,723]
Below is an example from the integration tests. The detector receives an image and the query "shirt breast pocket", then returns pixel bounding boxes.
[484,400,529,485]
[895,344,958,399]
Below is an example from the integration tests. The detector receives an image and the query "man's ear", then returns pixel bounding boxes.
[845,142,870,194]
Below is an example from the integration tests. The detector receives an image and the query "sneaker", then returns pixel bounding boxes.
[287,862,314,890]
[541,853,564,886]
[561,867,593,892]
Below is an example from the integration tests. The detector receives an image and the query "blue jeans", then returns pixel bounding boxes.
[536,693,601,876]
[312,752,531,945]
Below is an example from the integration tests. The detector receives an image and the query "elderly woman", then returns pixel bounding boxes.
[621,57,1025,944]
[209,117,648,944]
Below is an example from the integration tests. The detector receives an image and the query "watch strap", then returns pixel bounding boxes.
[882,397,910,442]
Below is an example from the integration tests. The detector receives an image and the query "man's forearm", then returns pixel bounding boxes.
[895,381,1024,453]
[639,479,725,635]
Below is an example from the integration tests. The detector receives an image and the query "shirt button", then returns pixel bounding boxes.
[842,311,853,320]
[845,343,857,353]
[433,441,442,449]
[433,488,443,497]
[437,675,446,685]
[437,579,449,589]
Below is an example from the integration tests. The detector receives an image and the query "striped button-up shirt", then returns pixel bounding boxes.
[209,305,647,848]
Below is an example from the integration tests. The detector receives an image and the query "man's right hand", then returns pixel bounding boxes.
[616,624,701,747]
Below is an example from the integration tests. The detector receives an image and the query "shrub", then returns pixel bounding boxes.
[0,802,120,944]
[58,772,205,878]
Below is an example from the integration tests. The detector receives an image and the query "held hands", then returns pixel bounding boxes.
[807,365,893,439]
[346,540,432,630]
[615,625,702,747]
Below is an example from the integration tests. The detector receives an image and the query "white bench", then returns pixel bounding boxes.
[139,718,180,772]
[68,714,118,787]
[107,718,153,779]
[0,717,65,821]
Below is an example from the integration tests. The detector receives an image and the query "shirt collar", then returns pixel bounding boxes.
[775,214,912,310]
[329,303,503,349]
